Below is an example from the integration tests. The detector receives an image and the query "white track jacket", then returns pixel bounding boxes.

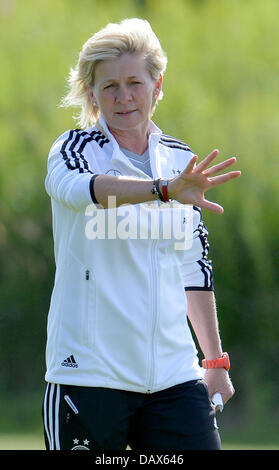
[45,115,213,393]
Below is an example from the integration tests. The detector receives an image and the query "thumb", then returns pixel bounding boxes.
[199,198,224,214]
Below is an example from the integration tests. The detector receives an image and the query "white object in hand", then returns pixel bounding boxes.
[212,393,223,412]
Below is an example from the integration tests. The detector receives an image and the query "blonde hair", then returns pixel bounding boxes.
[61,18,168,129]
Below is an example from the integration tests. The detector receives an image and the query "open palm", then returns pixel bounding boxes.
[168,149,241,213]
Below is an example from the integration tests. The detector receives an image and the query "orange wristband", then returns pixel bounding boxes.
[161,179,169,202]
[202,352,230,371]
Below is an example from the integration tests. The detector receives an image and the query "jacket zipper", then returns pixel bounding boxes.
[147,239,159,393]
[146,133,160,393]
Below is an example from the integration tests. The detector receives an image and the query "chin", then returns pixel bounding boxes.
[111,116,144,131]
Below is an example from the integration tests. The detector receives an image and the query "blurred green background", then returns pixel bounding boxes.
[1,0,279,450]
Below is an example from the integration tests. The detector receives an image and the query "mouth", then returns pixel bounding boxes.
[116,110,137,116]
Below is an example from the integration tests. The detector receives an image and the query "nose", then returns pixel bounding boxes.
[115,85,133,104]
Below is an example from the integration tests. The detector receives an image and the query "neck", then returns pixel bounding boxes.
[108,123,150,155]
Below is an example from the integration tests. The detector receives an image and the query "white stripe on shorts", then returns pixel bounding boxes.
[43,383,61,450]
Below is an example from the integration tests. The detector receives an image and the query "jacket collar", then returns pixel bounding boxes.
[96,114,162,178]
[96,114,162,150]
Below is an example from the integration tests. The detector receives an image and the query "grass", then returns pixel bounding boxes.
[0,434,278,451]
[0,433,45,450]
[223,443,279,450]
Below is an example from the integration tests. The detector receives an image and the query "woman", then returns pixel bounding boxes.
[43,18,240,450]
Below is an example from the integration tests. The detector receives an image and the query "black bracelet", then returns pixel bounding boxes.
[151,178,165,202]
[151,179,159,199]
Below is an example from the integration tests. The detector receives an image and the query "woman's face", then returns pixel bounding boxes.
[91,53,162,134]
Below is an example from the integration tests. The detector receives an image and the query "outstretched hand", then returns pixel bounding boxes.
[168,149,241,213]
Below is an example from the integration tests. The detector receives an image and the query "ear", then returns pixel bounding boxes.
[89,89,98,107]
[154,74,163,96]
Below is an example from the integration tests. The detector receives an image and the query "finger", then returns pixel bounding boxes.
[208,170,241,187]
[183,155,198,174]
[195,149,219,172]
[203,157,237,177]
[221,389,234,405]
[199,199,224,214]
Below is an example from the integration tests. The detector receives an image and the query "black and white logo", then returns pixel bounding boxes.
[61,355,78,368]
[71,438,90,450]
[105,169,122,176]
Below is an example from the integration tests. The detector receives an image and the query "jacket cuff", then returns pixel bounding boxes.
[89,174,100,204]
[184,286,214,292]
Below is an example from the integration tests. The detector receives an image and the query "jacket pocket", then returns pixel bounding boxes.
[83,267,97,349]
[63,252,97,350]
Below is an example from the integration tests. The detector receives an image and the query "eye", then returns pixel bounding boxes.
[103,83,114,90]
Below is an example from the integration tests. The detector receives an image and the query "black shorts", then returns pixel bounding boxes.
[43,379,221,450]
